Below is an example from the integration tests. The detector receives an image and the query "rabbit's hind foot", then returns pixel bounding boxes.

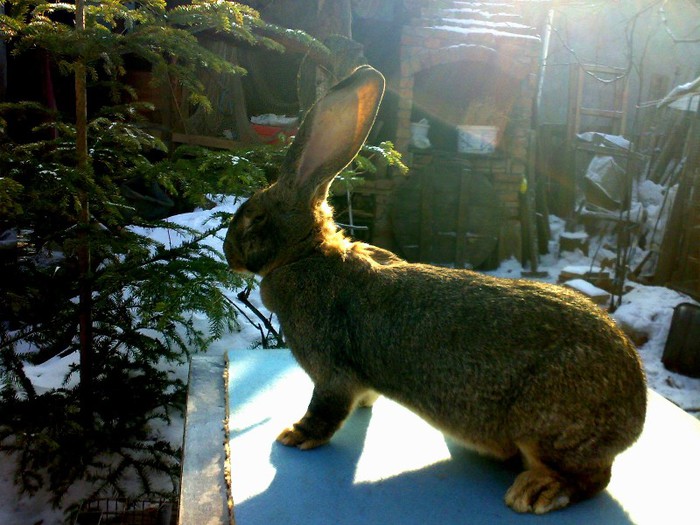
[505,468,572,514]
[504,462,612,514]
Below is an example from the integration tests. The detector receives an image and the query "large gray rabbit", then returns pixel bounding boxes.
[224,66,647,514]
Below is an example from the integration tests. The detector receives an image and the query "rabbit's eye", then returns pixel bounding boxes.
[246,214,265,229]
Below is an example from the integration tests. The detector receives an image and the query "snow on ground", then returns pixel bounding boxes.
[1,197,699,524]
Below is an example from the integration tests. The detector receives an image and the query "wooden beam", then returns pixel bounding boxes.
[172,132,245,150]
[579,107,624,119]
[179,356,232,525]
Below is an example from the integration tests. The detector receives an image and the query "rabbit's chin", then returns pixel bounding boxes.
[229,265,253,275]
[223,254,246,273]
[227,256,261,275]
[225,249,274,276]
[224,251,257,275]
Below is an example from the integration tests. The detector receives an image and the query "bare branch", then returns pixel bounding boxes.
[659,1,700,43]
[223,285,284,348]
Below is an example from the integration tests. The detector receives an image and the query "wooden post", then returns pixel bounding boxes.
[522,130,547,277]
[655,103,700,286]
[229,48,261,143]
[419,168,433,263]
[455,170,471,268]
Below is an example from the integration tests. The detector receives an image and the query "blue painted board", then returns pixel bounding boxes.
[227,349,700,525]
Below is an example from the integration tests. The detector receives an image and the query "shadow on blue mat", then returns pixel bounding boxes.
[232,408,633,525]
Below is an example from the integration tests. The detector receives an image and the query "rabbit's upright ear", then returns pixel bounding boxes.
[281,65,385,204]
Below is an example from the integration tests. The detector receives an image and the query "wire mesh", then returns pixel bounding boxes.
[73,498,177,525]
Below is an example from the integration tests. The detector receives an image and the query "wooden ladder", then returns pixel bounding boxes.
[567,63,629,142]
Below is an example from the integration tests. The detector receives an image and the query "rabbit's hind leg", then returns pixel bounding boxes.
[504,442,612,514]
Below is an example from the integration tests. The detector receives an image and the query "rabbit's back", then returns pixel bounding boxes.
[263,254,646,458]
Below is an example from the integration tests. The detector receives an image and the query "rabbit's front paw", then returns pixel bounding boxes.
[505,468,572,514]
[277,425,330,450]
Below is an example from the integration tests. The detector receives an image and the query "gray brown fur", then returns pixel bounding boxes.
[224,66,647,514]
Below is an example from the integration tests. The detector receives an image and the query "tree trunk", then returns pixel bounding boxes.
[75,0,93,422]
[316,0,352,40]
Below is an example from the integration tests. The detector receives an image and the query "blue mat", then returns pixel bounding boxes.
[227,349,700,525]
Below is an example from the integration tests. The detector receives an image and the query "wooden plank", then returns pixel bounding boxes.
[567,63,580,144]
[581,63,627,75]
[573,142,633,158]
[657,108,700,284]
[618,70,630,135]
[454,170,472,268]
[172,132,245,150]
[654,173,691,285]
[649,111,687,183]
[578,107,624,119]
[179,356,232,525]
[675,167,700,286]
[498,219,522,263]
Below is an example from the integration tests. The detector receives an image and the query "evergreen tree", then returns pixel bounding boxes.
[0,0,311,510]
[0,1,405,513]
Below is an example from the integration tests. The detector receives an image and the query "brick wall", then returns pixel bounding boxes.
[395,25,541,220]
